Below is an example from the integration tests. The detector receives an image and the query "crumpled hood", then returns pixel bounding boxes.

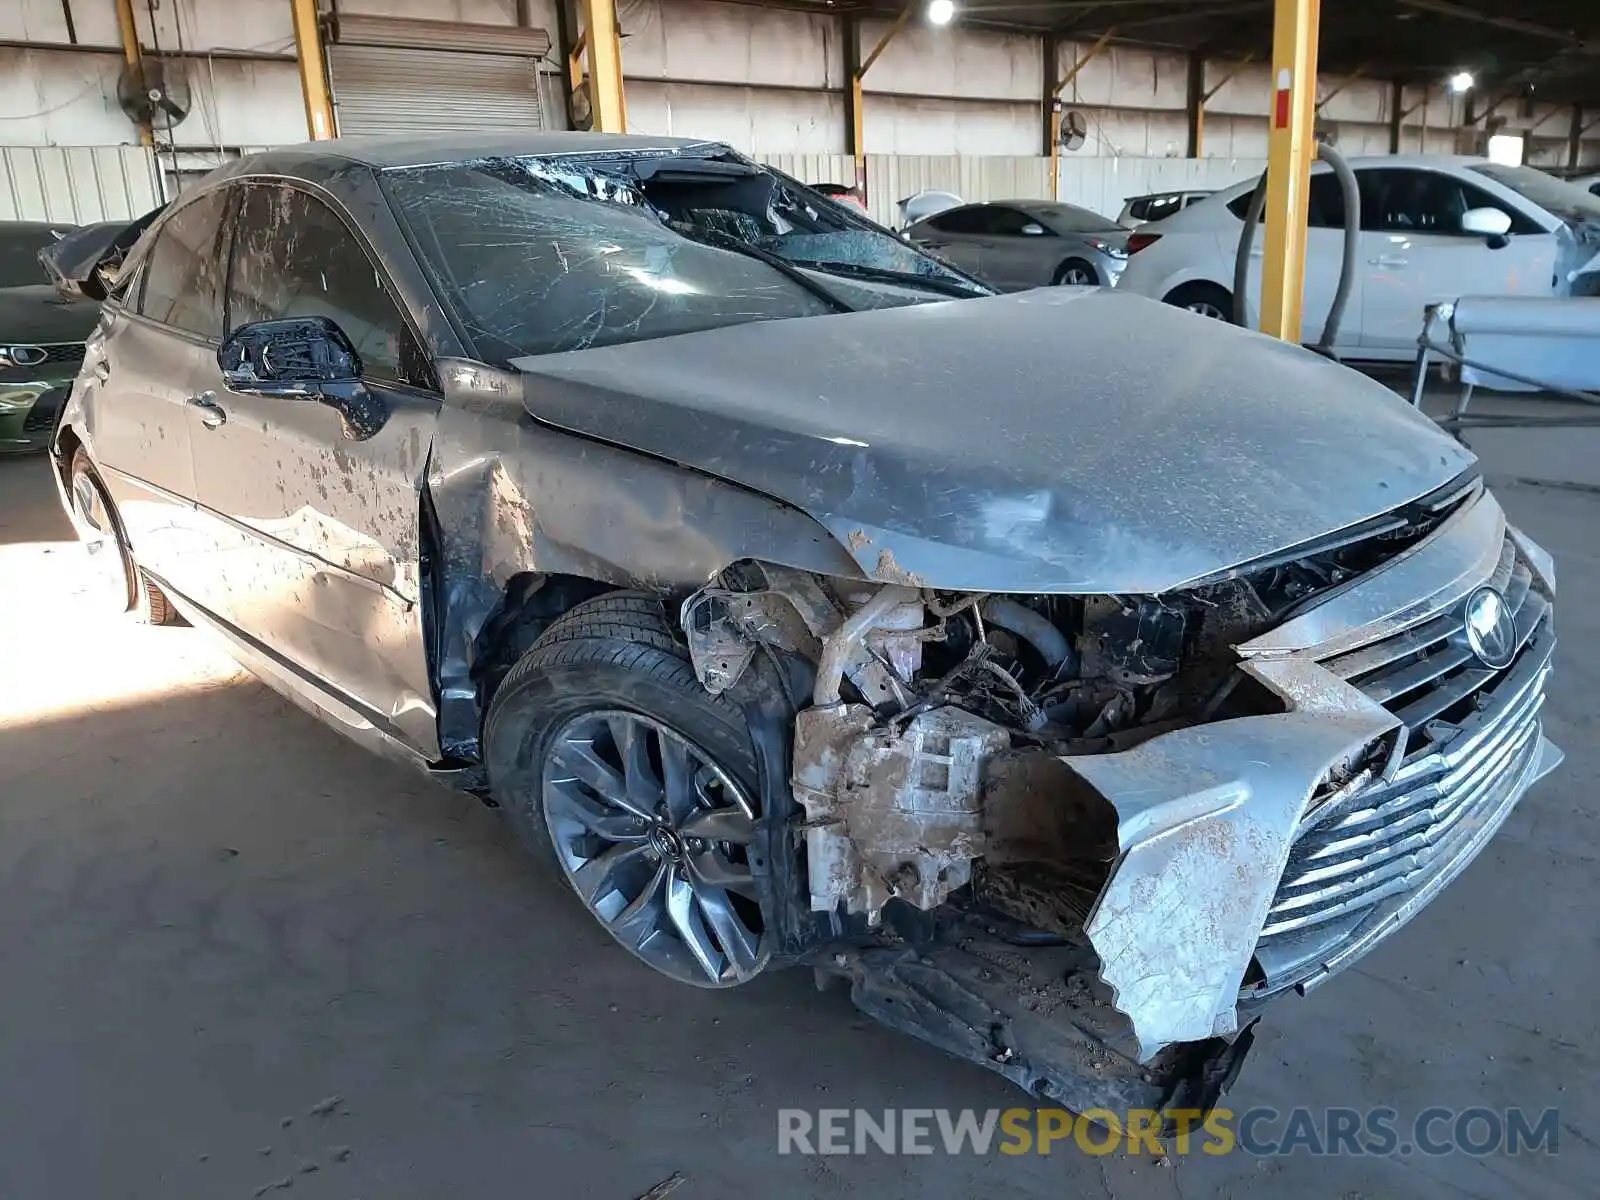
[514,289,1475,593]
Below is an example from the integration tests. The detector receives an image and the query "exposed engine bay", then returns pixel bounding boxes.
[684,498,1452,929]
[669,493,1479,1115]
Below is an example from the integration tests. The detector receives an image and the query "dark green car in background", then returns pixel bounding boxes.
[1,221,99,453]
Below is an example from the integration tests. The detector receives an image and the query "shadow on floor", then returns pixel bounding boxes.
[0,453,73,547]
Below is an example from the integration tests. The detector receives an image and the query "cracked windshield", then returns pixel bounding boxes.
[383,152,988,363]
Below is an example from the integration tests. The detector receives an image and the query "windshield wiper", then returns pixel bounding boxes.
[688,228,856,314]
[781,259,990,299]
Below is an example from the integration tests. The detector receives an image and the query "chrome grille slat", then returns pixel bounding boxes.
[1323,613,1457,680]
[1392,663,1495,731]
[1261,727,1541,936]
[1357,643,1474,705]
[1277,716,1541,895]
[1504,563,1532,617]
[1311,679,1546,843]
[1259,531,1554,952]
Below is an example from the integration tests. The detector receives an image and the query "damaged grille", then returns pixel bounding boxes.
[21,386,68,433]
[1260,537,1552,945]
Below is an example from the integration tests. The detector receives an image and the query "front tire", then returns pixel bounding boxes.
[1052,258,1099,287]
[1163,281,1234,322]
[66,449,180,625]
[484,591,771,989]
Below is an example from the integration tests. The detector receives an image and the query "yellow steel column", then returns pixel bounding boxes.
[113,0,152,146]
[1258,0,1320,341]
[852,2,916,205]
[289,0,335,140]
[581,0,627,133]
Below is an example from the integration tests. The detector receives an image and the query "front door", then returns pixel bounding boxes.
[185,181,442,756]
[970,207,1057,290]
[82,188,231,592]
[1356,167,1558,355]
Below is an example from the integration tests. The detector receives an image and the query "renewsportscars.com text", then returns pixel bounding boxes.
[777,1106,1560,1158]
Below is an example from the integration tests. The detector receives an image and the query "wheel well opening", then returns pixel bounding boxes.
[1164,280,1232,304]
[472,572,620,710]
[53,425,83,489]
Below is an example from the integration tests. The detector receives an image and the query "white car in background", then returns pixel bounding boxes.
[1116,155,1600,360]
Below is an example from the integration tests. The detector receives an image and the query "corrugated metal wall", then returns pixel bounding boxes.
[0,146,162,224]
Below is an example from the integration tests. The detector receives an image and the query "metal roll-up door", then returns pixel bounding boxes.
[328,17,553,137]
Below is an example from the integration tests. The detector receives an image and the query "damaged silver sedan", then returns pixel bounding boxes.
[44,132,1561,1120]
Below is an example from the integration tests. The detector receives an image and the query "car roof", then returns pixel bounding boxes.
[1206,154,1509,201]
[216,131,731,181]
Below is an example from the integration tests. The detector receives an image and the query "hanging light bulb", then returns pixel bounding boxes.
[927,0,956,26]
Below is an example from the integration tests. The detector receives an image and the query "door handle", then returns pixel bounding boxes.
[187,390,226,429]
[91,360,110,381]
[1369,254,1409,268]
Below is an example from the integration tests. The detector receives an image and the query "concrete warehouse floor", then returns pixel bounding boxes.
[0,392,1596,1200]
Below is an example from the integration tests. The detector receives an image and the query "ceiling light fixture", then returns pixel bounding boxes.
[1449,71,1475,94]
[927,0,956,26]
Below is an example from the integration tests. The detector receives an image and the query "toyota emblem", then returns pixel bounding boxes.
[1463,586,1517,670]
[5,345,48,367]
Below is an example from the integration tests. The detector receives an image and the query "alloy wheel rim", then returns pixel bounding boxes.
[1062,267,1093,285]
[540,709,769,988]
[1187,299,1227,319]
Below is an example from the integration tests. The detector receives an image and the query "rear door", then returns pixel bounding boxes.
[1356,167,1557,355]
[184,180,442,755]
[80,188,230,593]
[908,206,995,278]
[1235,172,1362,352]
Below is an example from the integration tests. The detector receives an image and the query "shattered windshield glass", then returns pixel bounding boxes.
[384,153,986,362]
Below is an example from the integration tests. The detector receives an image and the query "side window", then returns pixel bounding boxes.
[1227,177,1342,226]
[137,190,230,338]
[1456,180,1544,235]
[1306,172,1347,229]
[1126,199,1151,222]
[1227,190,1259,221]
[927,207,989,235]
[1357,169,1531,236]
[984,208,1046,237]
[1144,195,1180,221]
[226,183,427,387]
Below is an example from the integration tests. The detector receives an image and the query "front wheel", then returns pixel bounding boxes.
[1052,259,1099,287]
[1163,281,1234,322]
[66,449,180,625]
[484,592,772,989]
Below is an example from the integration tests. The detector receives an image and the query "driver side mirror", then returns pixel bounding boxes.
[218,316,361,398]
[218,316,388,441]
[1461,206,1512,247]
[1019,222,1047,236]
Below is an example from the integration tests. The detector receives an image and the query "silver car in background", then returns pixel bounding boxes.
[903,199,1133,289]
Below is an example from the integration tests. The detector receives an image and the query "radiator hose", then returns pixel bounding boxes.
[1232,140,1360,357]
